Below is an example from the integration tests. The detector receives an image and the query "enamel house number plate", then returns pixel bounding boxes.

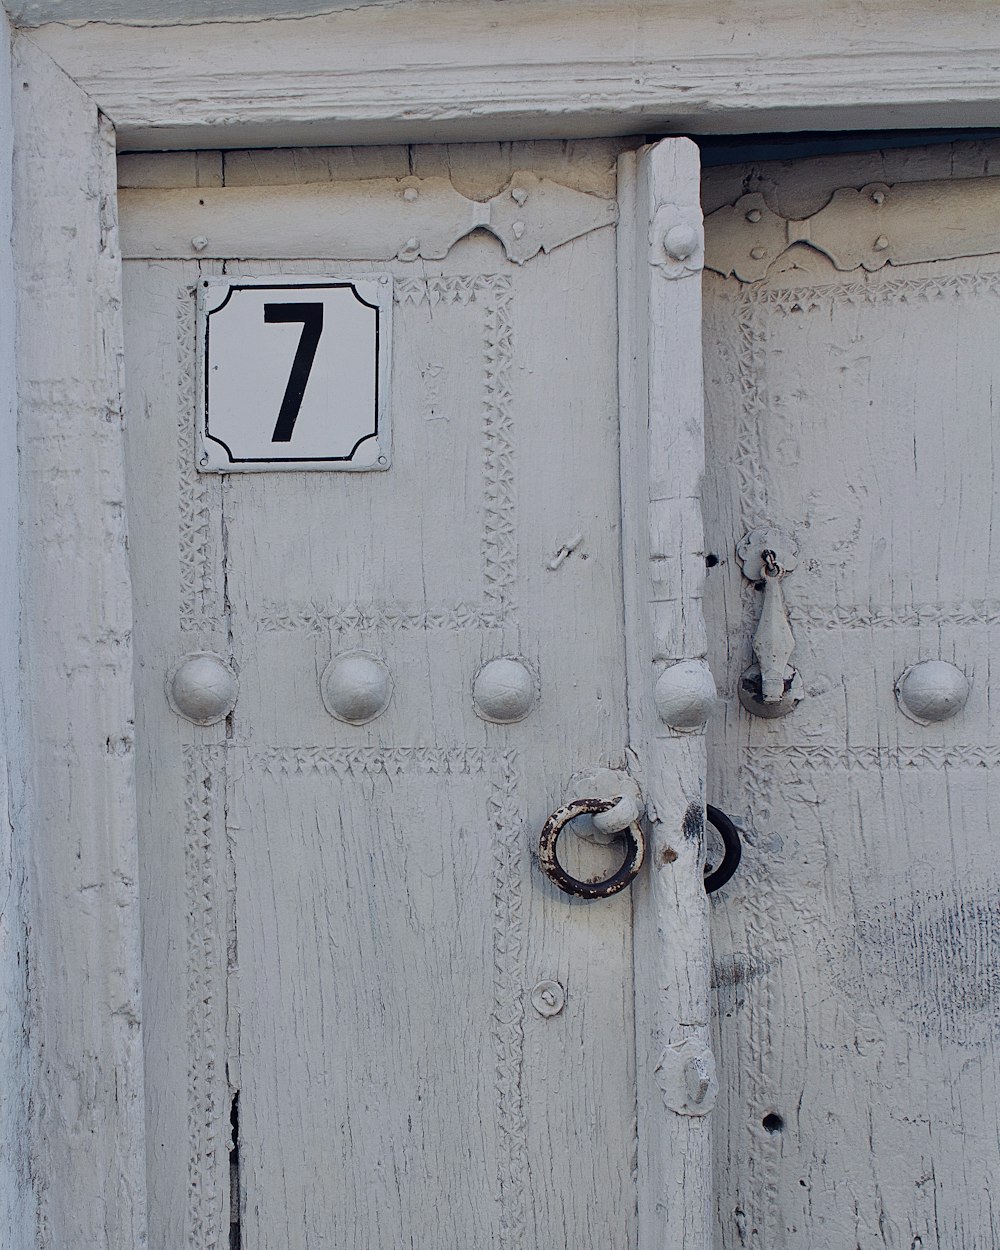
[197,275,392,471]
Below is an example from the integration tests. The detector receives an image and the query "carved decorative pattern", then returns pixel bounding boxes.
[788,600,1000,629]
[183,744,228,1250]
[395,274,501,306]
[249,744,509,777]
[745,745,1000,772]
[482,281,516,615]
[733,288,770,533]
[486,750,528,1249]
[729,597,1000,648]
[260,275,516,631]
[759,269,1000,314]
[184,744,526,1246]
[177,288,218,631]
[259,600,502,634]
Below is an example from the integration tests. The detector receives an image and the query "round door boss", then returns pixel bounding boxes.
[537,796,645,900]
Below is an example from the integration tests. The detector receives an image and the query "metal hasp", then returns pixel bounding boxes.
[537,796,646,899]
[737,527,803,718]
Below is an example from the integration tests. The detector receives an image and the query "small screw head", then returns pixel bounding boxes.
[377,455,388,465]
[750,246,766,261]
[874,235,890,251]
[871,190,886,205]
[403,187,419,202]
[199,454,209,466]
[745,208,762,223]
[663,223,699,261]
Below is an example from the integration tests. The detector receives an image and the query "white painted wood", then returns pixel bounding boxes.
[702,145,1000,1248]
[9,0,388,22]
[618,139,712,1250]
[118,149,223,189]
[118,174,618,263]
[24,1,1000,151]
[0,14,33,1250]
[121,139,706,1250]
[5,7,1000,1248]
[702,137,1000,221]
[12,31,146,1250]
[706,174,1000,281]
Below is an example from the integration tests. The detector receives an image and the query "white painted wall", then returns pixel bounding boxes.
[0,12,32,1249]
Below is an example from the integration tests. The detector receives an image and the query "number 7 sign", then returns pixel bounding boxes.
[197,276,392,472]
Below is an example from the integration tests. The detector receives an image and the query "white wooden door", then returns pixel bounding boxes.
[119,139,711,1250]
[702,142,1000,1248]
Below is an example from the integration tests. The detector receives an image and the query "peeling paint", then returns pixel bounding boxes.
[7,0,400,27]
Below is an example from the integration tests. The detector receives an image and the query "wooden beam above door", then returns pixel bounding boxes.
[21,0,1000,151]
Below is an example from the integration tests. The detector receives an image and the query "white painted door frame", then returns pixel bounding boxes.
[4,6,1000,1249]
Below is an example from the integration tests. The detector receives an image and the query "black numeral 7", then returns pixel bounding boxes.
[264,302,324,442]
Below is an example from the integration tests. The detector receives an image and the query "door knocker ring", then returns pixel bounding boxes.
[537,796,645,900]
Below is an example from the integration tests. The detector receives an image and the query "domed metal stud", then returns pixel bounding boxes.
[895,660,970,725]
[165,652,239,726]
[473,657,536,723]
[663,223,700,261]
[653,660,717,731]
[320,650,393,725]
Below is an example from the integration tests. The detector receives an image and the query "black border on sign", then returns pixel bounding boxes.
[202,279,383,465]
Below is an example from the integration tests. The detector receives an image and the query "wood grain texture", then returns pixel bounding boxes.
[117,173,618,264]
[703,148,1000,1248]
[618,139,712,1250]
[9,0,392,22]
[0,13,32,1250]
[12,31,147,1250]
[26,1,1000,151]
[122,142,656,1250]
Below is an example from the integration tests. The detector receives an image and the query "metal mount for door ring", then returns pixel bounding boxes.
[704,806,742,894]
[737,526,803,718]
[537,797,646,899]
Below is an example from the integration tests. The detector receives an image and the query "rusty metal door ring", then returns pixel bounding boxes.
[537,796,645,899]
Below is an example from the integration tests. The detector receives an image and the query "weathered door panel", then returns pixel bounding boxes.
[121,139,709,1250]
[702,144,1000,1248]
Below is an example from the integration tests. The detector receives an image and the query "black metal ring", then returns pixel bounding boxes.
[704,805,742,894]
[537,796,645,900]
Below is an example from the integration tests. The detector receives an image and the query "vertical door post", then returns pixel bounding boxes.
[618,138,714,1250]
